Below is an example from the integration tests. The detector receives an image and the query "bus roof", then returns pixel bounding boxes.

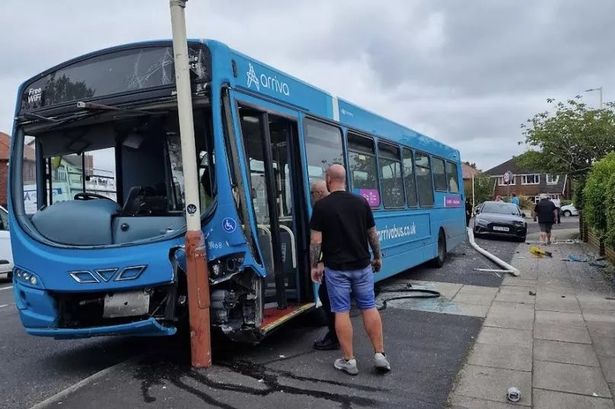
[16,38,459,161]
[206,39,459,161]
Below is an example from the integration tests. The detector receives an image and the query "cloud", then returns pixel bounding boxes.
[0,0,613,170]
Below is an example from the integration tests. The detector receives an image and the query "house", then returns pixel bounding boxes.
[0,132,9,208]
[0,133,34,208]
[462,162,481,194]
[483,157,571,203]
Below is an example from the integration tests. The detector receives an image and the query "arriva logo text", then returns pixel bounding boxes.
[246,63,290,96]
[377,223,417,241]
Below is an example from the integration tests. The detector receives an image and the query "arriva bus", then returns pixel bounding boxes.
[9,40,465,342]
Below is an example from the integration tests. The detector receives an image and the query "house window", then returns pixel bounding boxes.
[497,176,516,186]
[521,174,540,185]
[546,174,559,185]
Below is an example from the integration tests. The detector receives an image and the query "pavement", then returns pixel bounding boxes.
[2,216,613,409]
[449,223,615,408]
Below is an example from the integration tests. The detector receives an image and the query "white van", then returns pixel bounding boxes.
[0,206,13,280]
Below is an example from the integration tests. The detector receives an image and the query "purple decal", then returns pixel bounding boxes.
[444,195,461,207]
[359,189,380,207]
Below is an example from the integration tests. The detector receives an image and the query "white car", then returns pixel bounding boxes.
[560,204,578,217]
[0,206,13,280]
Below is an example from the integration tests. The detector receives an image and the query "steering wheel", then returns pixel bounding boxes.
[74,192,114,201]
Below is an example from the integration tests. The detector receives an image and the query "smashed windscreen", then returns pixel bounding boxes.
[20,44,210,112]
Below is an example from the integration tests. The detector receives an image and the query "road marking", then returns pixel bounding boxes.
[0,304,8,308]
[0,285,13,291]
[29,355,143,409]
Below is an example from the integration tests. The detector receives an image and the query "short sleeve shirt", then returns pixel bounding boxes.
[534,199,557,224]
[310,191,376,270]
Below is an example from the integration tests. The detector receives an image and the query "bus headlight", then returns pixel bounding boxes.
[14,268,43,288]
[208,253,245,282]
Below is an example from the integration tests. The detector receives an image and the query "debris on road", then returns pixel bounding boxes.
[529,246,552,258]
[506,386,521,402]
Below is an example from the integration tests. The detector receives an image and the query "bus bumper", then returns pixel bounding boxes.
[26,318,176,339]
[13,281,176,339]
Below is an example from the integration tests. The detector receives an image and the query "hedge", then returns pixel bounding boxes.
[583,152,615,246]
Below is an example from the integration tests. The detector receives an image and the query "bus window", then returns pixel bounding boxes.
[21,137,38,214]
[304,119,343,184]
[402,148,418,207]
[432,157,447,191]
[347,133,379,207]
[415,152,434,207]
[378,142,404,208]
[446,161,459,193]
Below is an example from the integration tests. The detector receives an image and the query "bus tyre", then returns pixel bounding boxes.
[432,230,446,268]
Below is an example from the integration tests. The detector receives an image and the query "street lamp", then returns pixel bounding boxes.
[584,87,603,108]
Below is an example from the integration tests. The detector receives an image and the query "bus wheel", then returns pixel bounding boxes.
[432,230,446,268]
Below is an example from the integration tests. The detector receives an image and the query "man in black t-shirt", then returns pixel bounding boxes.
[534,194,558,244]
[310,164,390,376]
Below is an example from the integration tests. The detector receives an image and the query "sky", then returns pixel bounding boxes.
[1,0,613,171]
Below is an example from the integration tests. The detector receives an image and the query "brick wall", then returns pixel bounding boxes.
[0,160,7,208]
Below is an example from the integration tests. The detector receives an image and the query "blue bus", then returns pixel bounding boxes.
[8,39,465,342]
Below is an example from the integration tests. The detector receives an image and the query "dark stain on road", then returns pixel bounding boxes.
[133,348,385,409]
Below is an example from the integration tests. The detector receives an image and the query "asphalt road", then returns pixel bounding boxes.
[0,219,579,409]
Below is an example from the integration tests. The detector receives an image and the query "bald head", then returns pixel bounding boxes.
[326,164,346,192]
[310,180,329,203]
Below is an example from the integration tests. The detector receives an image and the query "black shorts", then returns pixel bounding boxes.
[539,223,553,233]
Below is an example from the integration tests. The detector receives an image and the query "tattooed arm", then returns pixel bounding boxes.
[310,230,323,282]
[368,226,382,272]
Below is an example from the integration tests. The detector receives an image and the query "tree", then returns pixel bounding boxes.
[472,175,494,205]
[520,97,615,177]
[583,152,615,244]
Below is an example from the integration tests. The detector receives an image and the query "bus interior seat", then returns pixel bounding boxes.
[31,199,120,245]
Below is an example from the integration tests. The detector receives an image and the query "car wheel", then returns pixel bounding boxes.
[563,210,571,217]
[517,235,527,242]
[7,270,12,281]
[431,229,446,268]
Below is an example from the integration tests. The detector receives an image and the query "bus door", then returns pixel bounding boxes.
[238,106,305,309]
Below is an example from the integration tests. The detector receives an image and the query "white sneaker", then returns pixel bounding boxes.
[374,352,391,372]
[334,358,359,375]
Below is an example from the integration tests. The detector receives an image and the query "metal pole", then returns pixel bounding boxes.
[169,0,211,368]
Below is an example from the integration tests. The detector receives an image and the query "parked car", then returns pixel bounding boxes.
[473,201,527,242]
[0,206,13,280]
[560,204,578,217]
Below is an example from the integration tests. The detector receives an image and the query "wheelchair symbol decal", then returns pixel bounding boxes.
[222,217,237,233]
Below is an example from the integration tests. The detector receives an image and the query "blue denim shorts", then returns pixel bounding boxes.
[324,265,376,313]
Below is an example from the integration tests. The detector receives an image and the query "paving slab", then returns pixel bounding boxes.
[535,293,581,313]
[577,296,615,313]
[583,311,615,323]
[534,339,600,366]
[533,360,612,398]
[452,287,497,306]
[593,336,615,358]
[407,280,463,299]
[477,327,533,347]
[534,322,592,343]
[449,395,522,409]
[535,310,585,326]
[601,356,615,383]
[494,289,537,305]
[501,277,537,288]
[533,388,615,409]
[587,322,615,339]
[467,342,532,371]
[484,302,534,330]
[453,364,531,406]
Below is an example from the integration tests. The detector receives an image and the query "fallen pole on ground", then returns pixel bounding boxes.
[467,228,520,277]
